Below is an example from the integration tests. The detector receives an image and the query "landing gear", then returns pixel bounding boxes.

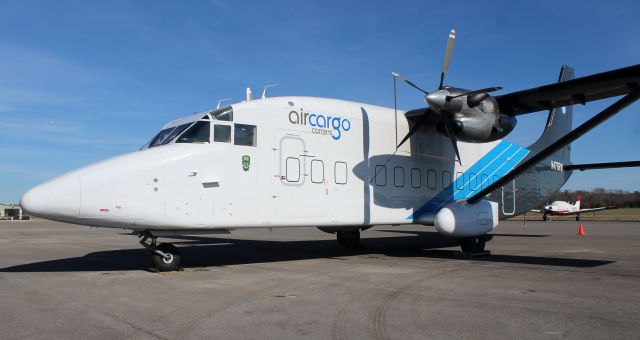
[576,214,581,221]
[138,231,182,272]
[337,230,360,249]
[543,214,549,221]
[459,235,490,255]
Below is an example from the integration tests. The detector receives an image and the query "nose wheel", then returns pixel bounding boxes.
[138,231,182,272]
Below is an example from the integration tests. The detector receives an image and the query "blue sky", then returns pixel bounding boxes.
[1,0,639,203]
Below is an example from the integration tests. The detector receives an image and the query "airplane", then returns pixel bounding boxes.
[19,29,640,271]
[531,195,617,221]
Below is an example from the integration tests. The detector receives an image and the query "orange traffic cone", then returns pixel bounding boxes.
[578,223,585,236]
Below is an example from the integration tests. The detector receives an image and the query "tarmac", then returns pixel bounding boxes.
[1,219,639,339]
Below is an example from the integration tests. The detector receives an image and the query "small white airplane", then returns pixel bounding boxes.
[531,195,617,221]
[20,29,640,271]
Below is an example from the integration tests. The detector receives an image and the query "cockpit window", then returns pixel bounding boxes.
[210,106,233,121]
[176,121,210,144]
[213,124,231,142]
[148,123,191,148]
[234,124,257,146]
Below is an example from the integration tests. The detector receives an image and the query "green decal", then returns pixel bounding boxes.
[242,155,251,171]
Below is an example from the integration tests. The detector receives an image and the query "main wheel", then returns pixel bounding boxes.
[460,236,486,253]
[576,215,580,221]
[543,214,548,221]
[337,230,360,249]
[152,243,182,272]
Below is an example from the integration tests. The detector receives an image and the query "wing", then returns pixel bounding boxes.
[575,206,617,214]
[565,161,640,171]
[550,207,616,215]
[529,209,543,213]
[497,64,640,116]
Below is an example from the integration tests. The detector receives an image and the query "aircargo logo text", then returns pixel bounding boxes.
[288,110,351,140]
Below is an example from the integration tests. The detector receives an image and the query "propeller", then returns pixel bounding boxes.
[439,28,456,90]
[438,110,462,163]
[391,28,504,165]
[446,86,503,108]
[396,109,432,149]
[392,72,429,95]
[446,86,503,100]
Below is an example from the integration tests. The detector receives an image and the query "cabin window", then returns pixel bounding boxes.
[481,174,489,188]
[456,172,464,190]
[442,171,452,188]
[335,161,347,184]
[411,168,421,188]
[425,169,435,189]
[375,165,387,186]
[311,160,324,184]
[286,157,300,182]
[176,121,210,144]
[469,173,477,190]
[213,125,231,143]
[234,124,257,146]
[210,106,233,121]
[394,167,404,187]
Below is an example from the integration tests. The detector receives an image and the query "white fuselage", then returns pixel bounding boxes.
[21,96,530,232]
[544,200,580,214]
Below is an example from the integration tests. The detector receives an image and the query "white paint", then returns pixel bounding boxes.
[21,96,505,236]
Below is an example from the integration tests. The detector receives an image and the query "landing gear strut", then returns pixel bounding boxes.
[138,231,182,272]
[459,235,491,256]
[337,230,360,249]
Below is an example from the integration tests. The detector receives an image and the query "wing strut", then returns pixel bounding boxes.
[467,90,640,204]
[564,161,640,171]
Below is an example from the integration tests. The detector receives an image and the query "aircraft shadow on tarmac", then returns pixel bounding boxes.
[0,231,612,273]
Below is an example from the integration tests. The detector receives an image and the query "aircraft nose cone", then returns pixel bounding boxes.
[425,91,447,110]
[20,174,80,220]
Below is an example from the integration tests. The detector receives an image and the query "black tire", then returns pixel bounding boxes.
[460,236,486,253]
[152,243,182,272]
[543,214,548,221]
[576,215,580,221]
[337,230,360,249]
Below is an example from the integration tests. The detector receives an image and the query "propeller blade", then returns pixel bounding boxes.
[447,86,503,100]
[439,28,456,89]
[439,112,462,164]
[392,72,429,95]
[397,110,431,149]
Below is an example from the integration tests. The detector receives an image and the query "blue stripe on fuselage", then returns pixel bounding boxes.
[407,140,530,220]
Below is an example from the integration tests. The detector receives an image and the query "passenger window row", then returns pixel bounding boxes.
[285,159,348,185]
[372,165,499,191]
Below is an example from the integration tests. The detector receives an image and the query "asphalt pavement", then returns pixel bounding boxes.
[1,220,638,339]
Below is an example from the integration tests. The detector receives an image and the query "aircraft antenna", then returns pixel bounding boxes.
[393,74,398,147]
[261,84,280,99]
[246,87,253,101]
[216,98,232,109]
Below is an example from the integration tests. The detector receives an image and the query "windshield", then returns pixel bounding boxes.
[176,121,210,143]
[210,106,233,121]
[147,123,192,148]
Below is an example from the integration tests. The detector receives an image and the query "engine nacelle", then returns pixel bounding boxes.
[434,200,499,238]
[439,93,517,143]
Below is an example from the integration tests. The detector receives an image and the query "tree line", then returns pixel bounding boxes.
[545,188,640,208]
